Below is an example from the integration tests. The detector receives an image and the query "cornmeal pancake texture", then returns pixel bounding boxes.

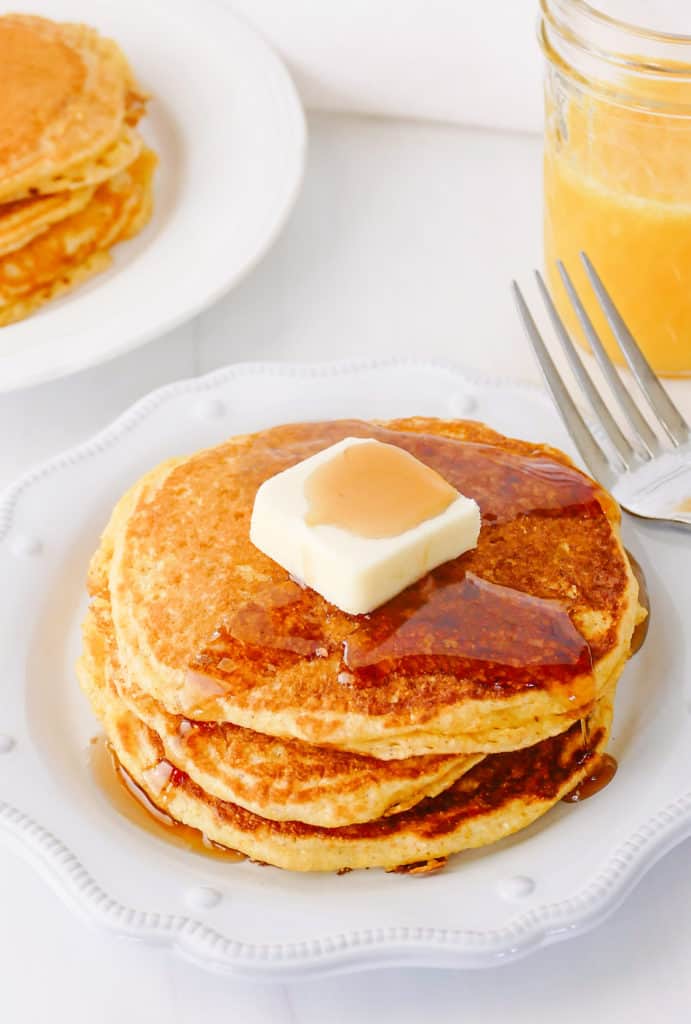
[100,418,641,759]
[0,16,134,202]
[79,601,483,829]
[0,149,156,326]
[13,124,145,202]
[80,623,615,872]
[0,186,95,258]
[0,14,155,323]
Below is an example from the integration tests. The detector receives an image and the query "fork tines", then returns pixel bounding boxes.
[512,252,689,487]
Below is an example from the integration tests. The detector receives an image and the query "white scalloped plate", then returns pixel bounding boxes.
[1,360,690,980]
[0,0,305,393]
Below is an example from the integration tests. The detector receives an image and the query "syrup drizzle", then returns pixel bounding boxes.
[562,753,618,803]
[166,424,647,812]
[189,419,608,712]
[88,736,245,861]
[560,551,649,804]
[343,572,591,673]
[626,549,650,657]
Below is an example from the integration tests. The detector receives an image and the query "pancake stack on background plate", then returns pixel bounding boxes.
[0,14,156,326]
[78,418,646,873]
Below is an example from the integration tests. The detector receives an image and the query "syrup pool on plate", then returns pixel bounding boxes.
[87,736,245,861]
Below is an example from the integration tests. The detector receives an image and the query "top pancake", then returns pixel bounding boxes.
[0,15,135,202]
[98,418,640,759]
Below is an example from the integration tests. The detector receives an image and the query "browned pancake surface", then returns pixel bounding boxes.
[104,419,635,753]
[80,596,482,828]
[95,659,614,871]
[0,16,130,197]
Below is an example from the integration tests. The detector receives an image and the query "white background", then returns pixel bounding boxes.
[2,4,691,1021]
[229,0,544,132]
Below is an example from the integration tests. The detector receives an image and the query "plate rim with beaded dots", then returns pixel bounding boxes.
[0,359,689,980]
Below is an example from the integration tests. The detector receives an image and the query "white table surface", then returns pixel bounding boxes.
[1,113,690,1022]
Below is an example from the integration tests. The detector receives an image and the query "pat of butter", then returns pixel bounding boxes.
[249,437,481,615]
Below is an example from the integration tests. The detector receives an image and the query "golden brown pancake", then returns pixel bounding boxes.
[0,186,95,258]
[5,126,144,202]
[0,16,154,323]
[0,250,112,327]
[117,154,156,242]
[80,598,483,828]
[0,148,156,324]
[81,626,615,872]
[0,16,134,202]
[99,419,640,758]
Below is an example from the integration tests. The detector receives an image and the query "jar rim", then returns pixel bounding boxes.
[540,0,691,114]
[560,0,691,47]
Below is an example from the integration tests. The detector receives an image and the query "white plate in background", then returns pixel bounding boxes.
[0,360,689,980]
[0,0,305,392]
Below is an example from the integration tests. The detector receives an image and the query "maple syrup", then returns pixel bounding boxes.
[561,551,648,804]
[343,571,591,673]
[562,753,618,803]
[304,440,457,538]
[88,736,245,861]
[388,857,448,876]
[626,549,650,656]
[190,420,617,712]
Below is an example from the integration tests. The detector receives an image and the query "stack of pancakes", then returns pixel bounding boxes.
[78,418,645,872]
[0,15,156,325]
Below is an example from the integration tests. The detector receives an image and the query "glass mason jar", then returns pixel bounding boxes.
[540,0,691,376]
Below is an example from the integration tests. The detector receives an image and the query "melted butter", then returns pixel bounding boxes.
[87,736,245,862]
[676,497,691,514]
[180,668,229,717]
[304,440,458,538]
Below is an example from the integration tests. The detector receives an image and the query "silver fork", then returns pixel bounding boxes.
[513,252,691,528]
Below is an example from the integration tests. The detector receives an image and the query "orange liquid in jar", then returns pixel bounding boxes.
[544,86,691,377]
